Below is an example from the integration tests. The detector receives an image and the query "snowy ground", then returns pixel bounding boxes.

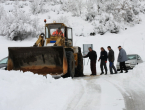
[1,1,145,110]
[1,63,145,110]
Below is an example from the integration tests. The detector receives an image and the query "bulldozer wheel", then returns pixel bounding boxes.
[75,47,84,77]
[63,51,75,78]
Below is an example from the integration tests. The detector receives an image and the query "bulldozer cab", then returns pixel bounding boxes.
[45,23,73,47]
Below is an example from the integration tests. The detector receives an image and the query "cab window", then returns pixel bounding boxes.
[50,28,64,36]
[67,28,73,46]
[68,28,72,39]
[45,27,49,38]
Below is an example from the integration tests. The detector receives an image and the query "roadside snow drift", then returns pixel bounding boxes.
[0,70,86,110]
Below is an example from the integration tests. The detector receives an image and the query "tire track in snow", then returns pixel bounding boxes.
[72,76,126,110]
[68,74,145,110]
[102,75,145,110]
[103,78,135,110]
[66,76,101,110]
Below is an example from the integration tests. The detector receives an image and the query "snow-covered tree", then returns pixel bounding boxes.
[0,4,42,40]
[30,0,44,15]
[0,6,5,19]
[90,0,144,34]
[85,0,96,22]
[76,0,84,16]
[61,0,84,16]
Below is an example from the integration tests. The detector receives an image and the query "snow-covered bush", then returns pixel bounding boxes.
[61,1,75,12]
[0,6,5,19]
[96,25,107,35]
[94,13,120,34]
[0,6,42,40]
[0,0,5,3]
[85,12,96,22]
[23,3,28,6]
[30,0,44,15]
[85,0,96,22]
[61,0,84,16]
[91,0,144,34]
[18,4,24,8]
[107,21,120,33]
[44,0,62,5]
[140,4,145,14]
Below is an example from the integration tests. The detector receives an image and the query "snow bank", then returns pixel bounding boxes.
[0,70,86,110]
[125,62,145,89]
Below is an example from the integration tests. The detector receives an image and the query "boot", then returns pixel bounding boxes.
[100,72,104,75]
[114,72,118,74]
[90,74,96,76]
[125,71,128,73]
[120,71,123,73]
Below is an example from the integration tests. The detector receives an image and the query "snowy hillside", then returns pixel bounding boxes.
[0,0,145,39]
[1,0,145,110]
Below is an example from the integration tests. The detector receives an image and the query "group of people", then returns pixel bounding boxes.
[83,46,128,75]
[52,28,129,76]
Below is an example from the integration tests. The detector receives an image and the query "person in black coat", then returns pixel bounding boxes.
[98,47,108,75]
[83,47,97,75]
[107,46,117,74]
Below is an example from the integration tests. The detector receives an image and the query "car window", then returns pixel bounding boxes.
[0,58,8,64]
[137,55,141,60]
[127,55,136,60]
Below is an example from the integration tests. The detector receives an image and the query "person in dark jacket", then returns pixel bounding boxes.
[83,47,97,75]
[118,46,128,73]
[98,47,108,75]
[107,46,117,74]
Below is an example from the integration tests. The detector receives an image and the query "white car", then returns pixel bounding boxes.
[0,57,8,70]
[116,54,143,71]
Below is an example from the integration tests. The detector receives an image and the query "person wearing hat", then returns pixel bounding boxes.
[52,27,64,37]
[117,46,128,73]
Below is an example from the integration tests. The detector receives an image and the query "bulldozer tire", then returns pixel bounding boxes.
[63,51,75,78]
[75,47,84,77]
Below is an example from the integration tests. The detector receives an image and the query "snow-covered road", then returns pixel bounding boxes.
[67,71,145,110]
[67,75,125,110]
[66,76,101,110]
[1,63,145,110]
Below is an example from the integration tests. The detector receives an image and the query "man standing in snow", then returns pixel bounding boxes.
[117,46,128,73]
[83,47,97,75]
[107,46,117,74]
[98,47,108,75]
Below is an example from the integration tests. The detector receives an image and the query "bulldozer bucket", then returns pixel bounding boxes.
[7,46,68,76]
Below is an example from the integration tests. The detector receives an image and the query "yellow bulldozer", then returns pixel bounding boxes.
[7,21,84,78]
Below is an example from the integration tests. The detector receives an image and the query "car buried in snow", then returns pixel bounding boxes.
[0,57,8,70]
[116,54,143,71]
